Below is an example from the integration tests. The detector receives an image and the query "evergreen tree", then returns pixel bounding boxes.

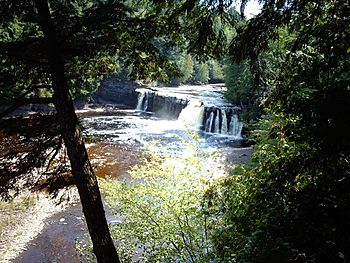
[209,59,224,82]
[193,63,209,83]
[209,1,350,262]
[224,60,253,103]
[178,53,194,83]
[0,1,240,261]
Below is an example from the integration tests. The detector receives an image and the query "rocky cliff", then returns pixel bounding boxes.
[90,76,142,108]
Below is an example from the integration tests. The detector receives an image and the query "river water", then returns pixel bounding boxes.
[9,85,251,263]
[78,84,246,178]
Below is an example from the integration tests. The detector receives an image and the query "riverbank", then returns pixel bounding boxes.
[1,83,252,262]
[1,145,253,263]
[11,195,88,263]
[0,189,78,263]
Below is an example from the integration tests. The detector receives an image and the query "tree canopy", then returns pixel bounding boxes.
[209,0,350,262]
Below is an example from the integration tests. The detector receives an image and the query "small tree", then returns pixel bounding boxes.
[178,53,195,84]
[209,60,224,82]
[100,139,222,262]
[193,63,209,83]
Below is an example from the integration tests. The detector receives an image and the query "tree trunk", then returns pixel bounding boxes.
[35,0,120,262]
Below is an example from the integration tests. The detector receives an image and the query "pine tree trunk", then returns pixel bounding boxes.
[35,0,120,262]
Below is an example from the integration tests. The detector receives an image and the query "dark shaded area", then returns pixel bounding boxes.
[0,114,74,199]
[90,76,141,109]
[208,1,350,262]
[12,203,89,263]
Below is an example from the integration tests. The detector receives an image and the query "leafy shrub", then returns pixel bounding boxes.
[207,11,350,260]
[100,142,223,262]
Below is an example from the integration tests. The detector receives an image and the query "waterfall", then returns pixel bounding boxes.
[214,109,220,133]
[205,111,214,132]
[142,93,149,111]
[221,110,228,134]
[229,114,243,138]
[136,87,243,139]
[177,100,204,130]
[202,107,243,138]
[136,91,150,111]
[136,91,147,111]
[136,89,187,118]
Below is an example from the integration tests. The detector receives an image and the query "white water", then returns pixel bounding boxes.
[201,108,243,138]
[214,109,220,133]
[134,85,244,139]
[177,100,204,130]
[135,91,149,111]
[82,85,244,152]
[221,110,228,134]
[136,91,146,111]
[206,112,214,132]
[229,114,243,137]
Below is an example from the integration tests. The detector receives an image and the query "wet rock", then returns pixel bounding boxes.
[92,76,143,108]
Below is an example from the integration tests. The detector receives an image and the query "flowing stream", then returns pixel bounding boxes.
[11,84,250,263]
[83,85,242,142]
[79,84,245,177]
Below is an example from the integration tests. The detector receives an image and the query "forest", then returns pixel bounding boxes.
[0,0,349,262]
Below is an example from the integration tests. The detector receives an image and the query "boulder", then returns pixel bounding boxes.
[92,76,142,108]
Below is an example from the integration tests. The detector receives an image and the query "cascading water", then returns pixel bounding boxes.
[177,100,205,130]
[82,84,245,155]
[205,112,214,132]
[202,107,243,138]
[228,114,243,137]
[134,85,243,140]
[135,89,188,119]
[136,91,150,111]
[214,109,220,133]
[221,110,228,134]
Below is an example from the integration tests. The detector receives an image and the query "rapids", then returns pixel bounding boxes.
[81,84,243,150]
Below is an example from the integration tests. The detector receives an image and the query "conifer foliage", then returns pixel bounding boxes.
[209,1,350,262]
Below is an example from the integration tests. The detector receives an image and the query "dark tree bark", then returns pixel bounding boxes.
[34,0,120,262]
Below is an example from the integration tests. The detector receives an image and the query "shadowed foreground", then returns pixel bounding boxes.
[13,203,88,263]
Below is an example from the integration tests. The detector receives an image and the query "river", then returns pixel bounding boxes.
[9,84,252,263]
[78,84,246,178]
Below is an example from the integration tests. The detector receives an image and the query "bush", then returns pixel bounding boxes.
[100,140,223,262]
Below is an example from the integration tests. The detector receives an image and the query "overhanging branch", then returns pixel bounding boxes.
[0,97,54,119]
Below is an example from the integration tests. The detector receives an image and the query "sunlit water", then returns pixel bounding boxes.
[80,84,244,156]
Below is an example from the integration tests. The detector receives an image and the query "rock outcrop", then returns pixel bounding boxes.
[91,76,142,108]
